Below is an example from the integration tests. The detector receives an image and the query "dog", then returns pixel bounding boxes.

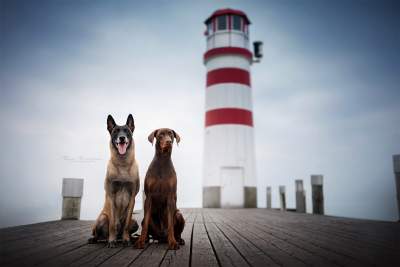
[134,128,185,250]
[88,114,140,247]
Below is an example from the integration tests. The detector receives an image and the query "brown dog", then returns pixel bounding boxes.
[135,128,185,250]
[88,114,140,247]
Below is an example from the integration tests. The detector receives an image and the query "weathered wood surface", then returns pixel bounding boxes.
[1,209,399,267]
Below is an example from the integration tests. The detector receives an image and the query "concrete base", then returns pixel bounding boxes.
[244,186,257,208]
[296,191,306,213]
[62,197,82,220]
[203,186,221,208]
[279,186,286,211]
[203,186,257,208]
[266,187,272,209]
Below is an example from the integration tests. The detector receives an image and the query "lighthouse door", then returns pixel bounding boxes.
[220,167,244,208]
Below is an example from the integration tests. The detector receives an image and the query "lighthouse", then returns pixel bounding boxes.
[202,9,261,208]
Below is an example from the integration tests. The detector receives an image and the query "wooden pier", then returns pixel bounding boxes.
[1,208,399,266]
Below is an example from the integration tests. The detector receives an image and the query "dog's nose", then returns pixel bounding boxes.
[166,140,172,145]
[119,136,126,143]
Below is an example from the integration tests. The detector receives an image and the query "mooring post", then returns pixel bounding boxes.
[61,178,84,220]
[266,186,272,209]
[295,180,306,213]
[311,175,324,215]
[393,155,400,221]
[279,186,286,211]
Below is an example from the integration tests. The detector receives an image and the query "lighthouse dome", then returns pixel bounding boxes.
[204,8,251,51]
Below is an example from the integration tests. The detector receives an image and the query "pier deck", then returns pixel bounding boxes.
[1,208,399,266]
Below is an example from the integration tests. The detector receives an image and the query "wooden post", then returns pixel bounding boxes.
[295,180,306,213]
[393,155,400,221]
[279,186,286,211]
[266,186,272,209]
[62,178,84,220]
[311,175,324,215]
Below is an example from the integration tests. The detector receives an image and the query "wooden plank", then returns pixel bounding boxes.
[3,224,92,266]
[2,221,92,257]
[241,210,367,266]
[22,236,90,266]
[237,217,341,266]
[263,209,400,249]
[204,222,250,266]
[38,243,105,266]
[0,220,61,235]
[98,245,149,267]
[260,210,400,253]
[129,243,168,266]
[214,221,281,267]
[252,210,397,266]
[35,213,142,266]
[212,209,308,267]
[190,219,219,267]
[69,246,125,267]
[249,217,363,267]
[160,222,193,267]
[1,220,88,243]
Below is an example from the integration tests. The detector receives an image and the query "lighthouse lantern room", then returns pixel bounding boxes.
[202,9,258,208]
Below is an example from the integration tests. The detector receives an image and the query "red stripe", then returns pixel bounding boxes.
[207,68,250,86]
[204,47,252,61]
[205,108,253,127]
[205,8,251,25]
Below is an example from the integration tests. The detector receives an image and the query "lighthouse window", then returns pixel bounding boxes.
[217,15,227,30]
[232,15,242,31]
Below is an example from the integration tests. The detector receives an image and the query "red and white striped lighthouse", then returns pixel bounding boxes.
[202,9,259,208]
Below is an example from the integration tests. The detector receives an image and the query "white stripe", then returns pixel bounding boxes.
[206,55,250,72]
[203,125,256,187]
[206,31,249,51]
[205,83,253,111]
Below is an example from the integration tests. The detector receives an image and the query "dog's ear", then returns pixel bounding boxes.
[126,114,135,132]
[107,115,116,134]
[148,129,158,145]
[172,130,181,144]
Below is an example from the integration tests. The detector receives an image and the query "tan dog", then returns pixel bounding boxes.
[135,128,185,250]
[88,114,140,247]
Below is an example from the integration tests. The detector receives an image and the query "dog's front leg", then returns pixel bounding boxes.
[107,197,117,248]
[122,196,135,246]
[134,196,151,249]
[167,195,179,250]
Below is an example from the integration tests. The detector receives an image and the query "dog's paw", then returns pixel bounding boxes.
[107,240,117,248]
[122,240,132,247]
[168,241,179,250]
[134,239,145,249]
[88,237,97,244]
[178,238,185,245]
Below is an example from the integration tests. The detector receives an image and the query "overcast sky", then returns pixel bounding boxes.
[1,0,399,227]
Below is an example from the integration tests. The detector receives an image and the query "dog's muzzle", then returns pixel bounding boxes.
[115,136,129,155]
